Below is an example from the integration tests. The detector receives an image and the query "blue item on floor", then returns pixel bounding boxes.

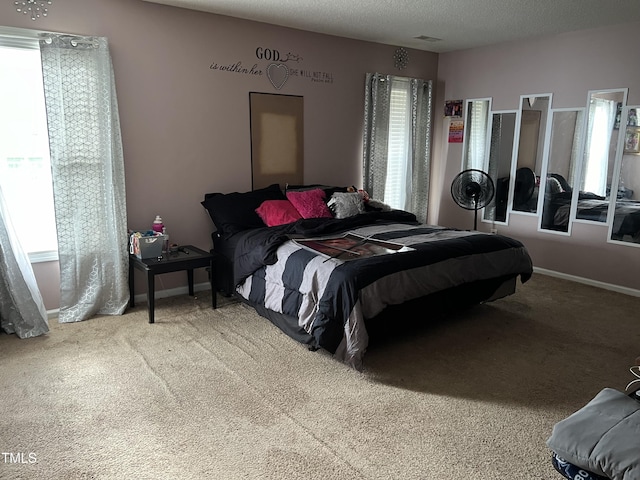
[551,452,608,480]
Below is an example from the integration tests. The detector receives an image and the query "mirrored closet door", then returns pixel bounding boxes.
[483,110,516,224]
[511,94,552,214]
[538,108,585,234]
[572,88,628,224]
[608,105,640,246]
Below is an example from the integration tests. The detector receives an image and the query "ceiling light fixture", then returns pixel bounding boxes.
[15,1,52,21]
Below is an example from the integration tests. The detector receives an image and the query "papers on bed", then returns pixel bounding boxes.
[292,233,414,261]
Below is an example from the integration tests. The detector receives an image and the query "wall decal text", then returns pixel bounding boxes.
[209,46,334,89]
[209,61,263,76]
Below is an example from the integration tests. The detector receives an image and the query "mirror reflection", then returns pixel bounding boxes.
[512,95,551,213]
[539,109,584,233]
[574,89,627,222]
[609,105,640,245]
[462,98,491,171]
[484,111,516,223]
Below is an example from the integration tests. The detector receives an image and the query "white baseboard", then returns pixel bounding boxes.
[46,282,213,319]
[45,273,638,320]
[132,281,213,305]
[533,267,640,298]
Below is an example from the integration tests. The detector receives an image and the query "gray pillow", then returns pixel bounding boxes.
[546,388,640,479]
[327,192,365,219]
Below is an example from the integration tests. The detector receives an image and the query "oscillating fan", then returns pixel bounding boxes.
[451,169,495,230]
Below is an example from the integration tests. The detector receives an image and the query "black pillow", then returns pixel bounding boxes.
[201,183,285,237]
[285,184,350,199]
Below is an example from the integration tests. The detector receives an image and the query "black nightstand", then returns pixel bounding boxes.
[129,245,216,323]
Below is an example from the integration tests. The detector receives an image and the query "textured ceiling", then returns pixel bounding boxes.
[142,0,640,53]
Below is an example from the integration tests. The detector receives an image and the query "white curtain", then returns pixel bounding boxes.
[363,73,432,222]
[0,185,49,338]
[583,98,616,197]
[39,34,129,323]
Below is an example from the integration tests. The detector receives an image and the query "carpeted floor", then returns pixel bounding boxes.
[1,273,638,479]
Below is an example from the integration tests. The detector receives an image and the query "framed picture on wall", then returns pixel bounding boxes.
[614,102,623,129]
[623,127,640,154]
[249,92,304,190]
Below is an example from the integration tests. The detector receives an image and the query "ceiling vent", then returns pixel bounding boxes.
[414,35,442,42]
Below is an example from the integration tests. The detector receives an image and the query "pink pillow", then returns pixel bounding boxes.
[286,189,333,219]
[256,200,302,227]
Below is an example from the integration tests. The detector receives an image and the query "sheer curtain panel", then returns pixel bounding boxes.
[363,73,392,205]
[39,35,129,323]
[0,185,49,338]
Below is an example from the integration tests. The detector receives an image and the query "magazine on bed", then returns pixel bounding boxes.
[292,233,414,261]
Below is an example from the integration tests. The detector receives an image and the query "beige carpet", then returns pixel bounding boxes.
[1,274,639,480]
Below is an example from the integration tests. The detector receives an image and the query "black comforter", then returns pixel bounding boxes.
[233,210,419,285]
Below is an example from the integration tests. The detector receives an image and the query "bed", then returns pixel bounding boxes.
[610,200,640,241]
[541,174,640,241]
[202,184,534,369]
[546,197,640,240]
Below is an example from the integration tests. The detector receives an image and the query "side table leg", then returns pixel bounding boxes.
[147,272,155,324]
[210,258,217,309]
[187,269,194,296]
[129,258,135,308]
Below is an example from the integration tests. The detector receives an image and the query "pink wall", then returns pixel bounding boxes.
[434,23,640,292]
[6,2,637,307]
[0,0,438,310]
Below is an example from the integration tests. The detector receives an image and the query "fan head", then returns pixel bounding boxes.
[451,169,495,210]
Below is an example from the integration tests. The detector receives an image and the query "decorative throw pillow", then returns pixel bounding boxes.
[256,199,302,227]
[366,198,392,212]
[286,188,333,219]
[327,192,365,219]
[201,183,285,237]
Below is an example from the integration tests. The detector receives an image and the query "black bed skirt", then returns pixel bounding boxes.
[235,275,518,354]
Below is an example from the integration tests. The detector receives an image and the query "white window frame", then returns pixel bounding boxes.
[0,28,58,263]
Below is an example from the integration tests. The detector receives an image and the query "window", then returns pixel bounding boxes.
[583,98,615,197]
[0,36,57,262]
[384,77,411,209]
[363,73,431,221]
[462,98,490,171]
